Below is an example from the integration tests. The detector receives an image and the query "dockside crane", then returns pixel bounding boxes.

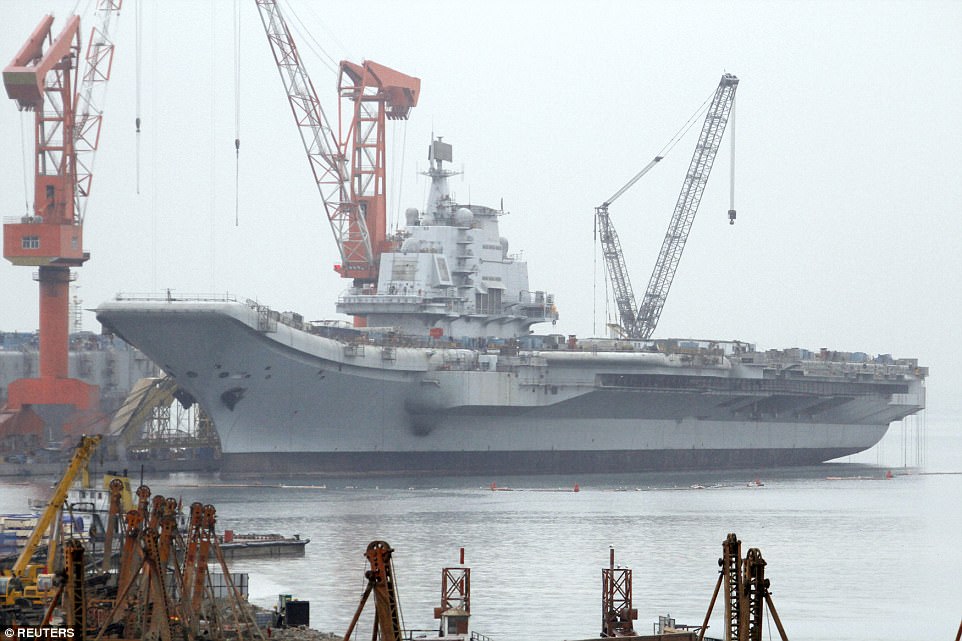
[2,2,122,424]
[596,73,738,340]
[254,0,419,285]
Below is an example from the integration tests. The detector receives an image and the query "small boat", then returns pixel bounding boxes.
[218,531,309,560]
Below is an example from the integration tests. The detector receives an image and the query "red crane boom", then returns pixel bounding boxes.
[254,0,419,284]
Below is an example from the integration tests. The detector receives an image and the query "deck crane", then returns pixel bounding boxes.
[2,2,122,419]
[254,0,420,285]
[596,73,738,340]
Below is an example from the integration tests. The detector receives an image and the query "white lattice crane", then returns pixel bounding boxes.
[595,73,738,340]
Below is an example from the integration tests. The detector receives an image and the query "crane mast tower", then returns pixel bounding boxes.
[2,2,121,428]
[597,73,738,340]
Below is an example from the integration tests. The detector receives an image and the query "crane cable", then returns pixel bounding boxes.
[285,1,342,75]
[135,0,142,194]
[592,221,597,336]
[729,94,737,224]
[209,1,217,291]
[150,0,158,290]
[594,88,714,332]
[19,112,30,215]
[234,0,241,226]
[656,90,714,159]
[390,120,409,233]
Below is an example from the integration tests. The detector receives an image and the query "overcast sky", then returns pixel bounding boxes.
[1,0,960,413]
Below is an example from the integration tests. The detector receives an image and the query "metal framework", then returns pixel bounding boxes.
[724,533,745,641]
[10,435,101,580]
[596,205,638,335]
[434,548,471,637]
[601,548,637,637]
[253,0,359,272]
[439,567,470,614]
[635,74,738,338]
[96,493,259,641]
[597,74,737,339]
[595,156,663,335]
[699,533,789,641]
[338,60,419,278]
[3,6,120,414]
[74,0,123,223]
[254,0,419,284]
[343,540,405,641]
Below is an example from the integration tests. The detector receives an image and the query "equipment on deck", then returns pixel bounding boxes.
[595,74,738,339]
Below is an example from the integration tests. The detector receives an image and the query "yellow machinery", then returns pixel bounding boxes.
[1,435,101,606]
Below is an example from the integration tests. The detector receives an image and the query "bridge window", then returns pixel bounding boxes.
[21,236,39,249]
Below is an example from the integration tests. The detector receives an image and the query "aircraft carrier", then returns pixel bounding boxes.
[95,141,927,478]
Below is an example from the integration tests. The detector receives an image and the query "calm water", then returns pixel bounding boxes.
[1,416,959,641]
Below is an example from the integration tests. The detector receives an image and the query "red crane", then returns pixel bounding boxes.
[338,59,420,279]
[2,3,121,427]
[254,0,419,285]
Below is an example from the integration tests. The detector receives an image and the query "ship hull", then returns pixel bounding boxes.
[96,299,923,478]
[220,445,871,478]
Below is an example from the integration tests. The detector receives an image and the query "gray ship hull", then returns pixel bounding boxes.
[96,298,924,478]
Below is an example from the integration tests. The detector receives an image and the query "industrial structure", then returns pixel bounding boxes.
[698,533,788,641]
[434,548,472,638]
[594,74,738,340]
[1,437,260,639]
[104,375,220,466]
[97,4,925,478]
[2,2,122,439]
[1,435,101,610]
[601,548,638,638]
[343,540,405,641]
[254,0,420,287]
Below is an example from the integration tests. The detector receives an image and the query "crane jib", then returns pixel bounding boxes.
[596,74,738,340]
[255,0,420,285]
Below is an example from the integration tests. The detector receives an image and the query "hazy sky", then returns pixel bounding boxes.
[1,1,960,412]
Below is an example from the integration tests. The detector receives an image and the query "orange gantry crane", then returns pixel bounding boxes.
[254,0,419,286]
[2,2,121,427]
